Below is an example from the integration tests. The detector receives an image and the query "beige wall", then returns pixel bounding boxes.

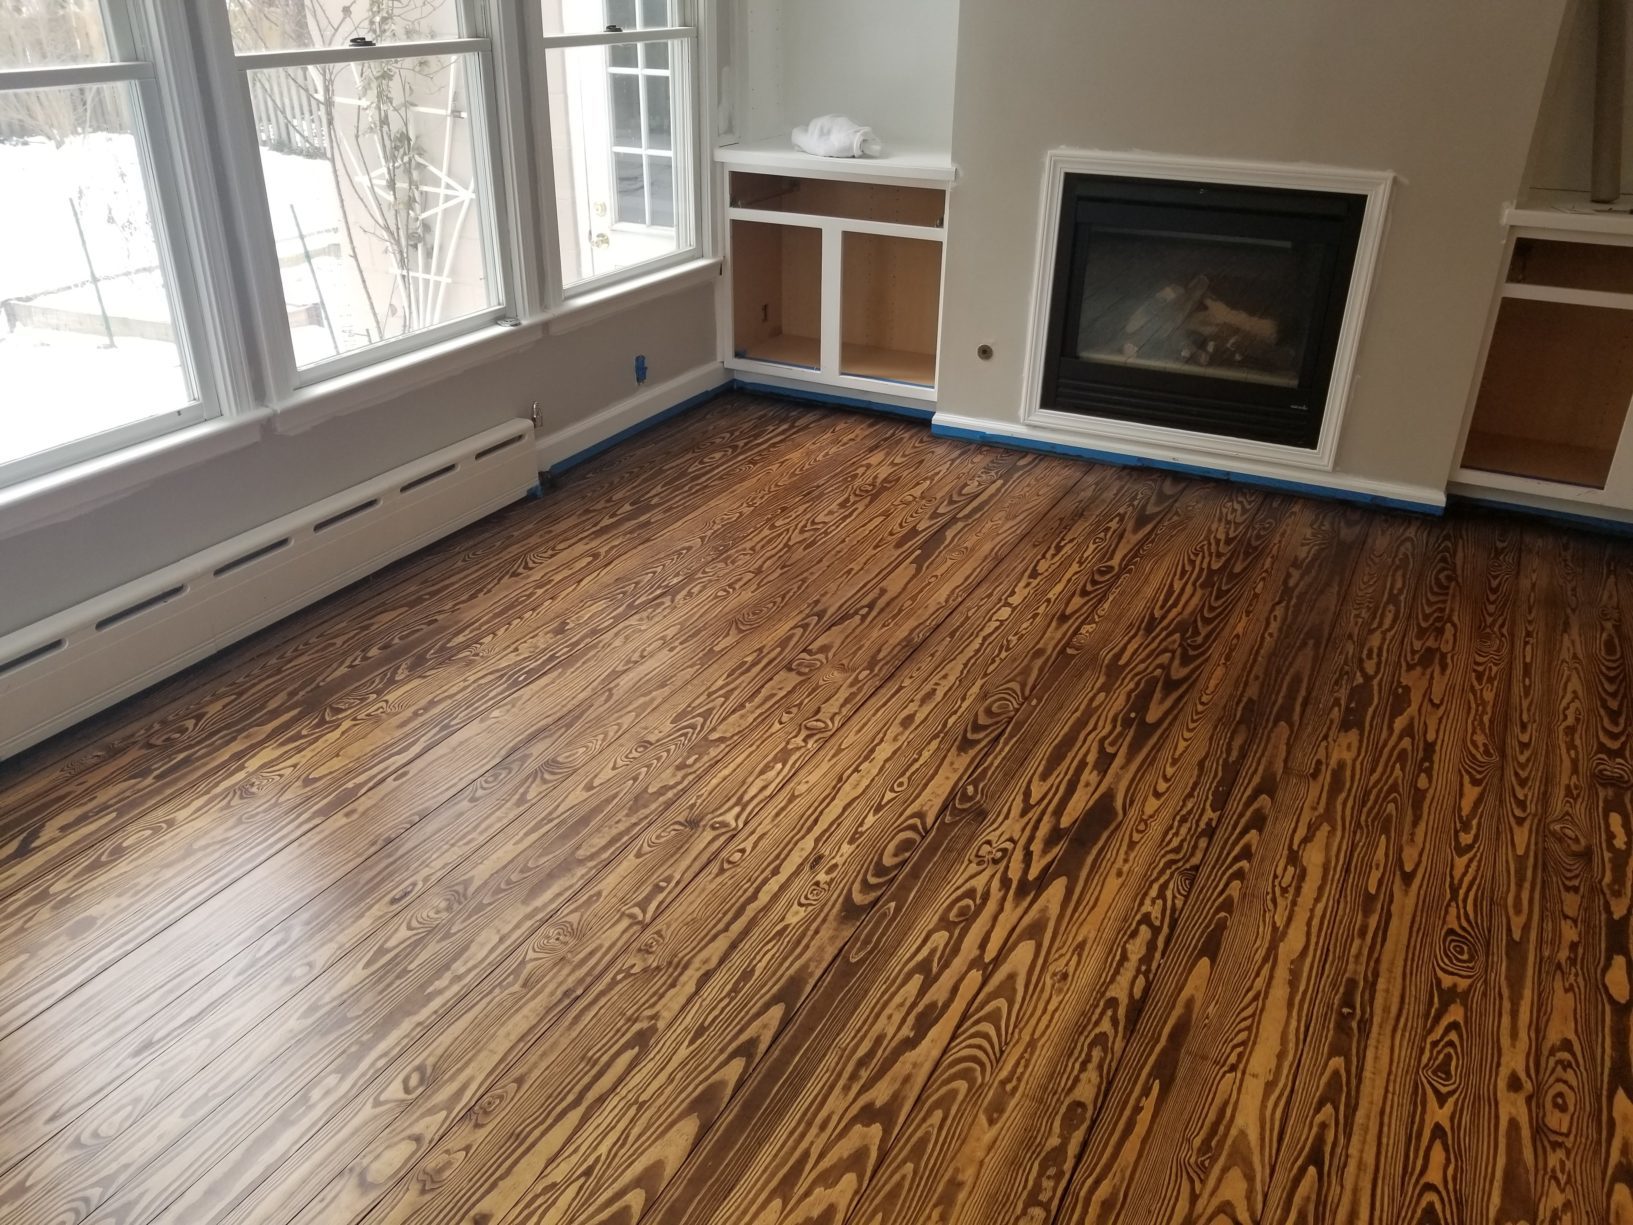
[1528,0,1633,196]
[939,0,1567,494]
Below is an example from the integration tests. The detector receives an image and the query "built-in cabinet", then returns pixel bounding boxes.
[713,0,959,404]
[1455,202,1633,514]
[725,168,948,398]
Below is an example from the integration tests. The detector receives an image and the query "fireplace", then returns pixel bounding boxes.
[1040,174,1368,449]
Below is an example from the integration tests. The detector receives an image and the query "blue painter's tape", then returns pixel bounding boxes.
[547,384,731,476]
[929,422,1445,517]
[731,379,935,421]
[1451,494,1633,538]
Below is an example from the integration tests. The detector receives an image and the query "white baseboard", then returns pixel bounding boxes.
[932,412,1447,514]
[0,420,539,760]
[1448,481,1633,529]
[536,362,730,473]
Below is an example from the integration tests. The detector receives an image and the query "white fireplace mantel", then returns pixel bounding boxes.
[1016,149,1396,475]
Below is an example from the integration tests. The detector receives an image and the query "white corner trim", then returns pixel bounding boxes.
[535,361,729,470]
[934,412,1446,511]
[274,318,547,437]
[0,410,274,543]
[1018,148,1395,475]
[547,257,723,336]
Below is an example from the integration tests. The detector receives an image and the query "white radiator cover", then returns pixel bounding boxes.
[0,419,539,760]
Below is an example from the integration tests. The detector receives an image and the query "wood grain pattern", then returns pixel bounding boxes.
[0,397,1628,1225]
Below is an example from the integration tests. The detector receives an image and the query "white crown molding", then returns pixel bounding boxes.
[1018,148,1396,474]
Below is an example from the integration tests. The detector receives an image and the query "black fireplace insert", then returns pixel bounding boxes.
[1041,174,1367,449]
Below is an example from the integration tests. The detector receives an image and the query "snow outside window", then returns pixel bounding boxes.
[222,0,510,381]
[0,1,212,486]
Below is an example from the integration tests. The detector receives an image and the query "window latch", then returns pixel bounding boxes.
[348,36,376,47]
[605,24,624,32]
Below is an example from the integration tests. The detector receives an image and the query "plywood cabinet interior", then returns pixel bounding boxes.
[841,232,942,387]
[732,219,822,371]
[1463,298,1633,487]
[1460,228,1633,497]
[727,170,948,399]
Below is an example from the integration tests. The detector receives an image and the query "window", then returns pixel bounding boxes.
[543,0,699,291]
[0,0,215,485]
[217,0,512,383]
[0,0,711,496]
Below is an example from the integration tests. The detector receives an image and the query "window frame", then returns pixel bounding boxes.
[0,0,231,492]
[541,3,703,300]
[0,0,719,506]
[195,0,524,400]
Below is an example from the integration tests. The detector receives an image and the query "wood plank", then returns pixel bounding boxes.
[742,331,822,372]
[1462,428,1617,489]
[355,483,1277,1225]
[839,343,936,388]
[1464,298,1633,488]
[632,492,1311,1225]
[1524,533,1609,1222]
[1605,546,1633,1221]
[296,471,1210,1225]
[0,434,1070,1224]
[0,398,1629,1225]
[1066,525,1501,1224]
[0,397,828,877]
[163,448,1090,1225]
[0,411,894,1166]
[0,411,888,1040]
[846,504,1388,1225]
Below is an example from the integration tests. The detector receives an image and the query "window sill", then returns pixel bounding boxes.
[273,317,548,436]
[0,259,722,541]
[0,410,273,543]
[547,256,722,336]
[0,319,542,541]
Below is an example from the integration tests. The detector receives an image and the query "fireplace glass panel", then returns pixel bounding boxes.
[1042,175,1367,450]
[1074,228,1324,390]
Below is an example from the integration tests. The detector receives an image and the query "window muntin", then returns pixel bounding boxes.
[222,2,510,382]
[0,3,212,486]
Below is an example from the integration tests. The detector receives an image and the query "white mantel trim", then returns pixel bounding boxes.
[1019,148,1396,473]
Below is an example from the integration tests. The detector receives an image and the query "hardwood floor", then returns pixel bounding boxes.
[0,391,1628,1224]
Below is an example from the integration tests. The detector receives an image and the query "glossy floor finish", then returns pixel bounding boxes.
[1,394,1629,1225]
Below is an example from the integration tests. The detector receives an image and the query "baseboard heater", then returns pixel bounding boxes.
[0,419,539,760]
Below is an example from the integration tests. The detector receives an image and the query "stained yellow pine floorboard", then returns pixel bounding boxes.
[0,395,1629,1225]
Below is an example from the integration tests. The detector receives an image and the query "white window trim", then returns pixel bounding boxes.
[0,411,272,543]
[545,252,719,334]
[194,1,520,405]
[540,9,707,301]
[0,0,239,494]
[0,0,724,515]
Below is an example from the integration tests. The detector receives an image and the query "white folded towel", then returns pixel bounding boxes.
[792,115,883,159]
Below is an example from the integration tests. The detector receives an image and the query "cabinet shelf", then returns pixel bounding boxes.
[717,138,957,188]
[1461,429,1616,489]
[739,332,821,371]
[840,344,936,388]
